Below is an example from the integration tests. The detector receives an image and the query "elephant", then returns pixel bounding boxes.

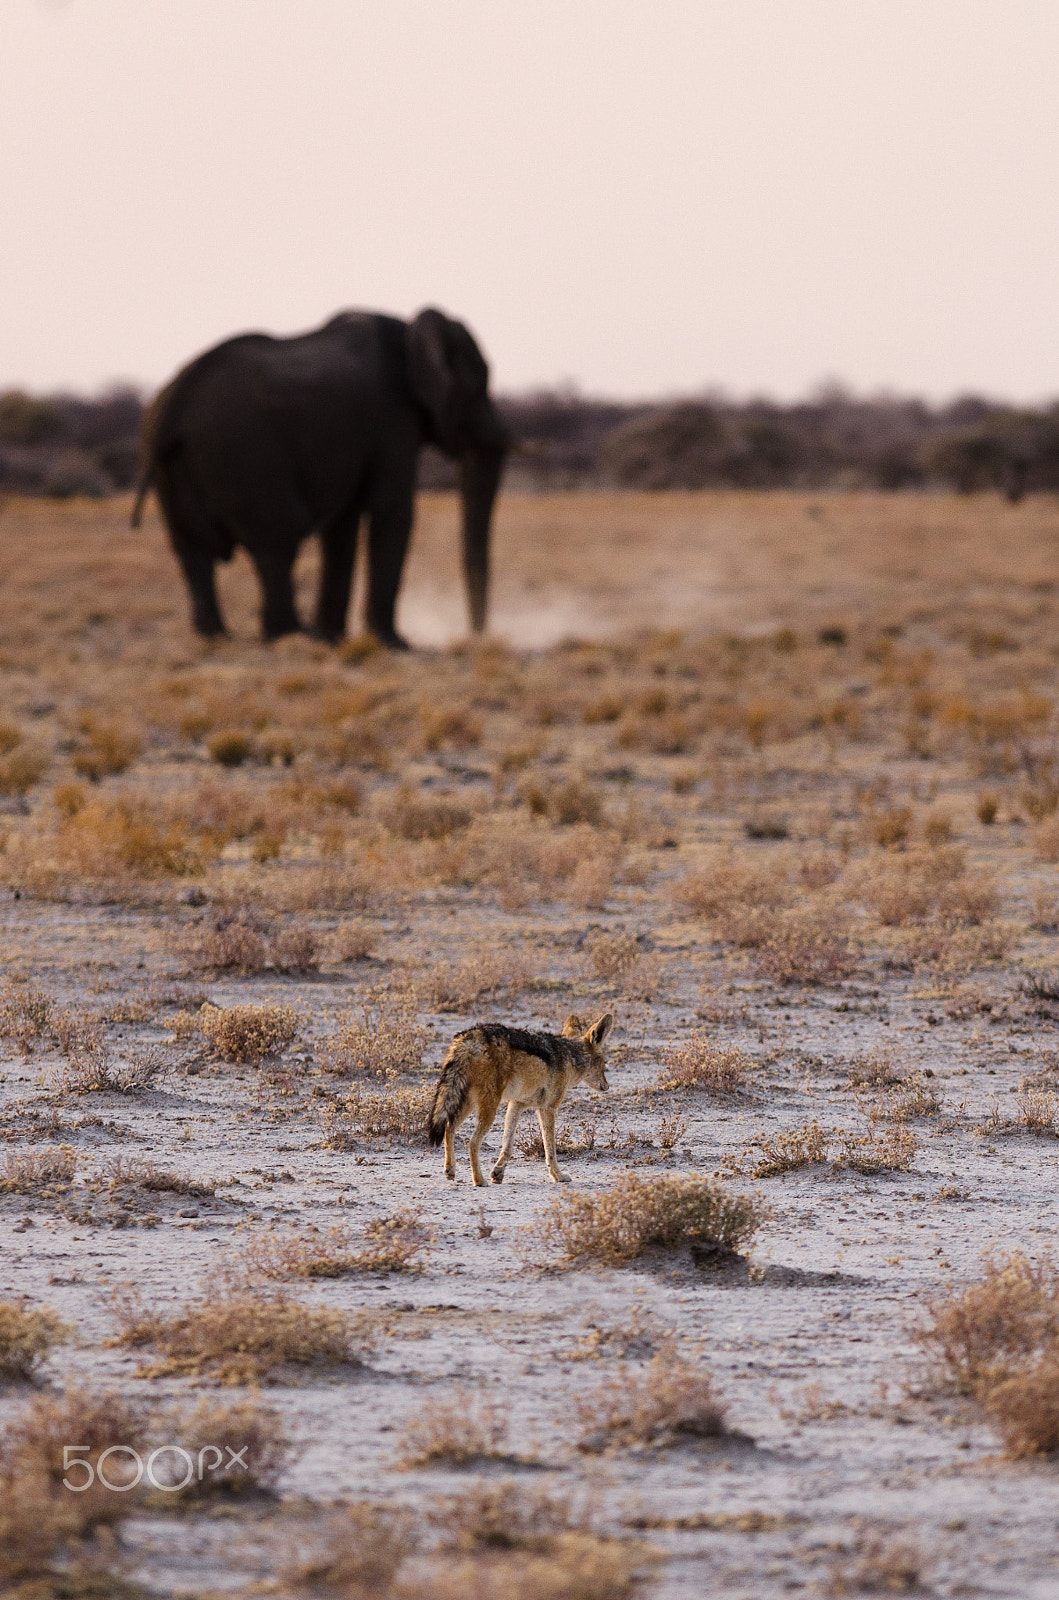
[131,307,508,647]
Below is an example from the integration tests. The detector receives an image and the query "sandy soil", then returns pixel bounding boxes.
[1,489,1059,1597]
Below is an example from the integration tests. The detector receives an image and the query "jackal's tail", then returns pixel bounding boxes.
[428,1054,471,1146]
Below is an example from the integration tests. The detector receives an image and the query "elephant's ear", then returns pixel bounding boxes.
[407,308,489,455]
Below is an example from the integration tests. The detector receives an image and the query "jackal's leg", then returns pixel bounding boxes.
[443,1122,457,1180]
[539,1108,569,1183]
[469,1093,501,1187]
[491,1101,525,1183]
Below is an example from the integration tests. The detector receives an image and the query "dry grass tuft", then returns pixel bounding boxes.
[157,1397,291,1498]
[320,993,427,1079]
[288,1501,416,1593]
[0,1300,69,1379]
[1,1144,77,1190]
[245,1212,430,1278]
[748,1120,830,1176]
[53,1042,166,1095]
[584,929,641,980]
[577,1342,729,1452]
[536,1172,767,1268]
[112,1277,371,1384]
[199,1002,298,1063]
[427,945,532,1011]
[398,1387,510,1468]
[383,784,473,840]
[747,1121,915,1176]
[656,1034,752,1093]
[321,1083,432,1146]
[71,717,141,781]
[828,1533,925,1595]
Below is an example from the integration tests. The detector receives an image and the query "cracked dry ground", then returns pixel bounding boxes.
[1,489,1059,1597]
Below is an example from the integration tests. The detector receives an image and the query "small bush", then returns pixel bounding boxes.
[321,1083,432,1145]
[577,1343,728,1452]
[71,718,140,780]
[750,1121,829,1176]
[208,730,254,767]
[383,785,472,841]
[0,749,47,796]
[113,1280,370,1383]
[189,911,269,974]
[398,1388,509,1467]
[828,1534,925,1596]
[427,946,531,1011]
[584,930,640,980]
[53,1042,166,1095]
[656,1035,751,1093]
[245,1212,430,1277]
[159,1397,291,1497]
[0,1300,68,1379]
[536,1172,767,1268]
[916,1252,1059,1397]
[320,994,427,1078]
[288,1502,415,1592]
[1,1144,77,1190]
[199,1002,298,1063]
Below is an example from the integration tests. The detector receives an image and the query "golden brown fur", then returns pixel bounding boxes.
[428,1013,614,1186]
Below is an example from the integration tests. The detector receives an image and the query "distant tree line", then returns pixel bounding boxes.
[4,382,1059,500]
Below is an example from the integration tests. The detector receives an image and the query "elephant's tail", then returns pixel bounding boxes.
[130,476,151,529]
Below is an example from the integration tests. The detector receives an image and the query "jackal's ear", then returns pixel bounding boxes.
[584,1013,614,1046]
[562,1013,583,1037]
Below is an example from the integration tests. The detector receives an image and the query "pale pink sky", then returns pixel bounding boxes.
[3,0,1059,399]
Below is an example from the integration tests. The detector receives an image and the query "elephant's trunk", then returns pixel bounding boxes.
[459,440,506,634]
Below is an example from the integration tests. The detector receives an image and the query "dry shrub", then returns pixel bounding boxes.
[383,784,473,840]
[854,846,996,926]
[207,730,254,767]
[749,1122,915,1176]
[0,722,22,755]
[0,984,53,1052]
[828,1533,925,1595]
[321,1083,432,1145]
[0,747,47,795]
[536,1172,766,1268]
[189,911,269,973]
[71,718,141,780]
[887,916,1015,973]
[159,1397,291,1497]
[750,1121,830,1176]
[331,918,377,962]
[1,1144,77,1190]
[916,1252,1059,1397]
[656,1034,751,1094]
[51,1005,103,1056]
[419,700,483,750]
[754,905,857,986]
[398,1387,509,1467]
[113,1278,370,1383]
[0,1300,68,1379]
[42,796,223,880]
[522,776,605,827]
[1017,1087,1058,1134]
[53,1042,166,1095]
[485,824,621,911]
[577,1343,728,1452]
[675,850,790,920]
[847,1050,905,1087]
[199,1002,298,1063]
[289,1501,416,1593]
[271,923,320,974]
[427,945,532,1011]
[864,804,913,848]
[981,1357,1059,1459]
[1037,816,1059,861]
[834,1126,916,1174]
[97,1157,213,1197]
[320,993,427,1079]
[584,930,640,980]
[245,1212,430,1277]
[861,1075,943,1122]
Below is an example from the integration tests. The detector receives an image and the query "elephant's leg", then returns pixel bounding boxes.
[153,461,227,637]
[313,501,363,641]
[248,544,301,640]
[172,540,226,638]
[365,470,415,649]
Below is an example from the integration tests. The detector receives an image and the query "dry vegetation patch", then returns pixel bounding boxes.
[655,1034,753,1093]
[320,993,427,1078]
[577,1343,729,1452]
[0,1300,68,1380]
[245,1212,430,1277]
[535,1172,767,1268]
[198,1002,299,1063]
[112,1277,371,1383]
[398,1387,511,1468]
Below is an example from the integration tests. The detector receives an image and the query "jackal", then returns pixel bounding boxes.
[428,1013,614,1186]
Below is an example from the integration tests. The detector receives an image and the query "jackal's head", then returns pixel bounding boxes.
[565,1011,614,1091]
